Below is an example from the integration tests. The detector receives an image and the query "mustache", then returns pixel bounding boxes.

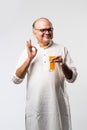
[43,34,53,38]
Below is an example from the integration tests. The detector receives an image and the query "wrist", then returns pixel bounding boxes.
[26,58,31,65]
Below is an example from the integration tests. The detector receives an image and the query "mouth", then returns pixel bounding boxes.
[43,34,52,39]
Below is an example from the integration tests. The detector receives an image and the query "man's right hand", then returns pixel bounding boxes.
[26,40,37,62]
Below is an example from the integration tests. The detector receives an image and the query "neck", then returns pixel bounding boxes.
[39,42,49,48]
[38,40,52,48]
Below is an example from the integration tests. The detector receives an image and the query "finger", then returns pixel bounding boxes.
[26,40,33,53]
[53,56,63,63]
[51,56,61,62]
[26,40,32,48]
[55,56,62,60]
[32,46,37,52]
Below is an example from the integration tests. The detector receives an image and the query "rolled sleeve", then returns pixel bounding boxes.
[12,48,27,84]
[66,68,78,83]
[12,74,24,84]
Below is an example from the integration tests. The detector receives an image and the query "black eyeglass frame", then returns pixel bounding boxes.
[34,28,54,33]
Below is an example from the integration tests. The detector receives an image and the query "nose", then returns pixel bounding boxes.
[45,30,50,34]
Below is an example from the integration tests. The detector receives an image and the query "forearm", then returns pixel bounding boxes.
[61,63,73,80]
[15,59,31,79]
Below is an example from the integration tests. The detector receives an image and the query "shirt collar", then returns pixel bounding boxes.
[36,40,53,49]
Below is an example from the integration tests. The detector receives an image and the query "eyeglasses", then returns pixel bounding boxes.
[34,28,53,33]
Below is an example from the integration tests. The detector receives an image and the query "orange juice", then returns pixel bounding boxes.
[49,56,55,71]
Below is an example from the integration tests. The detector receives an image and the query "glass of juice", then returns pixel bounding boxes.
[49,56,55,71]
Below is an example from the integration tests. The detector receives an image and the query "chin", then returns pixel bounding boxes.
[47,40,52,44]
[44,38,52,42]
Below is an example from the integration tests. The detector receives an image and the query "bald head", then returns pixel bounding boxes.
[32,17,53,29]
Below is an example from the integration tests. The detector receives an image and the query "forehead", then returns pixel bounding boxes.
[34,19,52,28]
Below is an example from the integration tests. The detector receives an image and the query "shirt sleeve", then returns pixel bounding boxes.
[12,48,28,84]
[12,73,24,84]
[64,47,78,83]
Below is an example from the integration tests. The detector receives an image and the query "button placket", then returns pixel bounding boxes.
[42,49,49,71]
[43,50,47,63]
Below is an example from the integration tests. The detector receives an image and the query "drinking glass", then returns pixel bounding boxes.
[49,56,55,71]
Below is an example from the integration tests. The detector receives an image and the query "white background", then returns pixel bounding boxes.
[0,0,87,130]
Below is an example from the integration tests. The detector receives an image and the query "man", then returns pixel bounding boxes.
[12,17,77,130]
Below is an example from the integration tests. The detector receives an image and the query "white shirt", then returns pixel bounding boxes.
[12,41,77,130]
